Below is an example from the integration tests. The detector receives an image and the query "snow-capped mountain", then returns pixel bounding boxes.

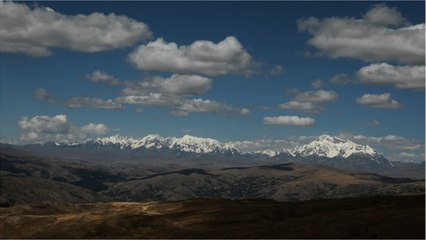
[41,133,394,172]
[287,135,377,158]
[285,135,393,170]
[51,134,385,160]
[89,134,240,154]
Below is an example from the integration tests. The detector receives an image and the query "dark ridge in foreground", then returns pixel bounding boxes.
[0,195,424,239]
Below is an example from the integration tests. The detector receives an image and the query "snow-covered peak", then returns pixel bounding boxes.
[288,134,377,158]
[92,134,239,154]
[94,135,132,148]
[170,135,239,154]
[51,133,382,160]
[180,135,220,145]
[317,134,345,143]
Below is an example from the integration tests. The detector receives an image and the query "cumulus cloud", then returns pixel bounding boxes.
[228,139,293,153]
[240,108,251,115]
[116,93,176,107]
[116,73,248,116]
[123,74,212,96]
[176,98,247,115]
[294,90,338,103]
[117,93,248,116]
[0,1,152,56]
[33,88,123,109]
[279,101,321,114]
[86,70,120,85]
[80,123,109,135]
[270,65,285,75]
[357,63,425,90]
[17,114,110,143]
[33,88,54,102]
[329,73,350,85]
[65,97,124,109]
[348,134,422,150]
[279,89,338,114]
[18,114,70,134]
[311,79,325,89]
[356,93,402,109]
[128,36,258,76]
[362,4,408,27]
[263,116,315,127]
[298,4,424,64]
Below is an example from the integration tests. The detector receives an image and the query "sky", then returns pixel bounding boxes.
[0,1,424,162]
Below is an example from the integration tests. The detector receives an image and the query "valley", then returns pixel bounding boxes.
[0,195,424,239]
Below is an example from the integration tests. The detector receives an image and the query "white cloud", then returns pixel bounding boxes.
[86,70,120,85]
[117,94,249,116]
[400,144,423,151]
[294,90,338,103]
[356,93,402,109]
[116,74,248,116]
[298,5,424,64]
[17,114,110,143]
[240,108,251,115]
[80,123,109,135]
[0,1,152,56]
[177,98,248,115]
[329,73,350,85]
[228,135,331,153]
[228,139,292,153]
[33,88,54,102]
[311,79,325,89]
[263,116,315,127]
[33,88,124,109]
[270,65,284,75]
[279,90,338,114]
[18,114,69,134]
[279,101,321,114]
[123,74,212,96]
[66,97,124,109]
[349,134,422,151]
[397,152,417,158]
[128,36,258,76]
[362,4,408,27]
[357,63,425,90]
[116,93,176,107]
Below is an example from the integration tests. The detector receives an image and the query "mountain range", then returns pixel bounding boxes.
[1,145,424,206]
[50,134,381,159]
[29,134,405,174]
[0,133,424,207]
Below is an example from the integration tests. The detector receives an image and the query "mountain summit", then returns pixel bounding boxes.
[91,134,240,154]
[288,134,377,158]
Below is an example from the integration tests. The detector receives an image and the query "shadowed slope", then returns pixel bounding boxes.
[0,195,424,239]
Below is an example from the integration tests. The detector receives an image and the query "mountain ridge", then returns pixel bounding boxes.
[50,134,381,159]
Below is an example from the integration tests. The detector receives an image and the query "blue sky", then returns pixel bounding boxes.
[0,1,424,162]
